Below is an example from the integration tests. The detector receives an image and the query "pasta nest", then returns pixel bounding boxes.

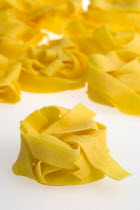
[12,104,130,186]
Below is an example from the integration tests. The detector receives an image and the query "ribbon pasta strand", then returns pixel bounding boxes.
[12,104,130,186]
[88,60,140,115]
[0,0,139,117]
[18,37,87,93]
[87,25,140,115]
[0,55,21,103]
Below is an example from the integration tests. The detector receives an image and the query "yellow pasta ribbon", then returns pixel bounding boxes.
[0,0,80,13]
[0,55,21,103]
[0,0,50,13]
[87,0,140,33]
[90,0,140,12]
[88,50,140,115]
[65,1,140,43]
[64,0,140,40]
[0,0,139,118]
[0,9,34,41]
[66,24,140,55]
[86,25,140,115]
[0,8,44,59]
[12,104,130,186]
[28,0,83,34]
[18,37,87,93]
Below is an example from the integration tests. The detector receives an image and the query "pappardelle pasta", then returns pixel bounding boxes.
[0,0,140,116]
[12,104,130,186]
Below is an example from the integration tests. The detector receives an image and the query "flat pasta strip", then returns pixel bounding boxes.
[18,37,87,93]
[87,0,140,33]
[12,104,130,185]
[0,55,21,103]
[66,25,121,55]
[66,24,140,55]
[64,135,130,180]
[90,0,140,12]
[27,0,83,34]
[88,53,140,115]
[0,8,44,59]
[0,0,139,118]
[84,25,140,115]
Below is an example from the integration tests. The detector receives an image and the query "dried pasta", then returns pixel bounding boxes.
[12,104,130,185]
[0,0,139,116]
[18,37,87,93]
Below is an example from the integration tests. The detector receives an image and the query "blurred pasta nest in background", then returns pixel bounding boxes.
[0,0,140,115]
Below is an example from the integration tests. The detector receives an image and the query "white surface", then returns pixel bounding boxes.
[0,87,140,210]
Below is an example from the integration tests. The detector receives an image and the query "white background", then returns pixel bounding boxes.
[0,0,140,210]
